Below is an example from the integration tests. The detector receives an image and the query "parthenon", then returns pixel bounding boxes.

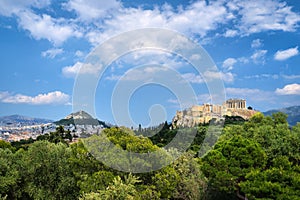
[225,99,246,109]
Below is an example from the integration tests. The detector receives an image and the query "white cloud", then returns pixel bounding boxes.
[62,62,82,78]
[0,91,70,105]
[168,1,230,37]
[167,97,197,109]
[226,87,262,95]
[85,1,232,46]
[197,94,213,104]
[217,71,234,83]
[108,51,186,75]
[226,87,274,102]
[75,50,84,58]
[41,48,64,59]
[251,39,263,48]
[222,58,237,71]
[282,74,300,79]
[66,50,188,79]
[182,73,204,84]
[274,46,299,61]
[65,0,121,21]
[1,0,300,47]
[182,71,234,84]
[105,74,122,81]
[251,49,267,64]
[275,83,300,95]
[0,91,10,100]
[223,29,238,37]
[0,0,51,16]
[204,71,234,83]
[82,0,300,47]
[105,66,169,81]
[190,54,201,61]
[234,0,300,35]
[238,57,249,64]
[62,62,101,78]
[244,74,279,80]
[18,10,82,45]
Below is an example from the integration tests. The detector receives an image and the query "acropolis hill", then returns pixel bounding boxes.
[172,99,257,128]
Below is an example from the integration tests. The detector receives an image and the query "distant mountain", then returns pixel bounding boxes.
[54,110,109,127]
[263,105,300,126]
[0,115,53,125]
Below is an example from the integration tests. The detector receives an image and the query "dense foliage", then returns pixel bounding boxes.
[0,112,299,199]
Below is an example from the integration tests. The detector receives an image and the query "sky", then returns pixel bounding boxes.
[0,0,300,127]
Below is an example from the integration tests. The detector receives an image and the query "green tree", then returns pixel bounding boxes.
[201,135,267,199]
[0,140,15,152]
[152,166,179,199]
[22,141,79,199]
[78,171,115,193]
[80,174,141,200]
[0,149,19,198]
[173,152,207,200]
[240,156,300,199]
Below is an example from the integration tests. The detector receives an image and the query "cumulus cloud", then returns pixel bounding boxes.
[1,0,300,46]
[62,62,82,78]
[86,1,232,45]
[275,83,300,95]
[18,10,82,45]
[82,0,300,46]
[205,71,234,83]
[0,91,70,105]
[62,62,103,78]
[115,51,183,70]
[182,73,204,84]
[223,29,239,37]
[233,0,300,35]
[251,39,263,48]
[182,71,234,84]
[65,50,186,79]
[0,0,82,45]
[0,0,51,16]
[222,58,237,71]
[274,46,299,61]
[105,66,169,81]
[226,87,274,102]
[41,48,64,59]
[251,49,268,64]
[65,0,121,21]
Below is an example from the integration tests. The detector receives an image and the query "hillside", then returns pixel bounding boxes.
[263,105,300,126]
[54,110,109,127]
[0,115,53,125]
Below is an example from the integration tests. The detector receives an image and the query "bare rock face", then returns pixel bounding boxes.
[172,99,257,128]
[225,109,257,120]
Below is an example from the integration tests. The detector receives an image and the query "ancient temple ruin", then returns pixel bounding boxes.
[172,99,256,128]
[225,99,246,109]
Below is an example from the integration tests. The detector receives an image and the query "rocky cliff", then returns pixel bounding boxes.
[172,103,257,128]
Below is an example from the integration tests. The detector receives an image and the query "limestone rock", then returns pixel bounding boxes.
[172,99,257,128]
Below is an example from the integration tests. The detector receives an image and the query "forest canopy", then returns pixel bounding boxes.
[0,112,299,199]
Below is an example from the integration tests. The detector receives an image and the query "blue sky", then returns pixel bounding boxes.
[0,0,300,127]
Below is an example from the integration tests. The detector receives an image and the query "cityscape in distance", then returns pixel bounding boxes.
[1,101,299,142]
